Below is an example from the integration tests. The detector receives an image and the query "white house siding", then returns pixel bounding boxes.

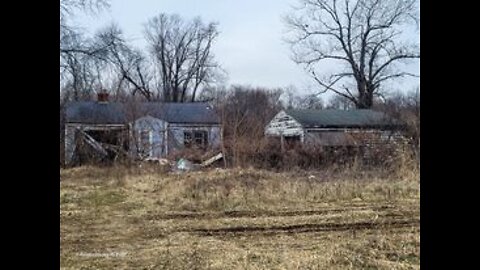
[264,110,304,137]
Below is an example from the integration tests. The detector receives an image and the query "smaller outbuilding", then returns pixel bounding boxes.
[264,109,402,148]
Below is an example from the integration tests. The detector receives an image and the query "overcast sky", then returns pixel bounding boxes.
[73,0,420,97]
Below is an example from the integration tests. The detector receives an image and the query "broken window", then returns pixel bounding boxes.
[284,135,301,149]
[184,131,192,147]
[184,130,208,148]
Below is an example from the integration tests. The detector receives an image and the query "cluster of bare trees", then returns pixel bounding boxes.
[60,0,419,109]
[60,0,223,103]
[145,14,223,102]
[210,86,283,167]
[285,0,419,109]
[282,86,325,110]
[60,0,110,100]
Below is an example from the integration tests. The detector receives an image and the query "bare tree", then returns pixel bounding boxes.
[94,25,154,100]
[326,94,355,110]
[60,0,109,16]
[281,86,324,110]
[60,0,110,55]
[144,14,220,102]
[284,92,325,110]
[60,0,113,100]
[285,0,419,108]
[216,86,283,166]
[61,52,95,100]
[61,28,108,101]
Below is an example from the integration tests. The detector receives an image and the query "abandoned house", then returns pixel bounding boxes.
[64,93,221,165]
[265,109,402,148]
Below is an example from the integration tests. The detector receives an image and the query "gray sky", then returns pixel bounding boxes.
[73,0,420,97]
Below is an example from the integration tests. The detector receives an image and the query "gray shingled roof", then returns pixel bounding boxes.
[65,101,220,124]
[285,109,395,128]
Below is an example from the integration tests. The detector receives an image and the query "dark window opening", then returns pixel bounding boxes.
[184,130,208,148]
[284,135,301,149]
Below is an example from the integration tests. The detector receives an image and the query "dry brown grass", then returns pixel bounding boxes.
[60,165,419,269]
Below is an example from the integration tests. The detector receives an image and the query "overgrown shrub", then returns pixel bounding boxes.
[222,136,416,173]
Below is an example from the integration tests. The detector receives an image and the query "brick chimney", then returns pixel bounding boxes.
[97,92,109,103]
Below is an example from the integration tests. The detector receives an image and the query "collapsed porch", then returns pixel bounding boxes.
[64,124,130,166]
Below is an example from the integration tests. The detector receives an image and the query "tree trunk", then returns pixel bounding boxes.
[356,81,373,109]
[356,94,373,109]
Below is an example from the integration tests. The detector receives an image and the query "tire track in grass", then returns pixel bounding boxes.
[145,204,403,220]
[191,219,420,236]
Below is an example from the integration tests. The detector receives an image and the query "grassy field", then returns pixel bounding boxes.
[60,165,420,269]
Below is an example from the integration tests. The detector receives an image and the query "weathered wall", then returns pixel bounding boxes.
[304,130,356,146]
[304,129,401,146]
[64,124,77,165]
[65,118,222,163]
[265,110,304,137]
[168,124,222,152]
[131,116,168,158]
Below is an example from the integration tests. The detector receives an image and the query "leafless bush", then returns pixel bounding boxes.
[214,85,283,167]
[374,89,420,160]
[223,136,415,175]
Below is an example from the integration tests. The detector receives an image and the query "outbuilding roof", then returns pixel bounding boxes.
[285,109,395,128]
